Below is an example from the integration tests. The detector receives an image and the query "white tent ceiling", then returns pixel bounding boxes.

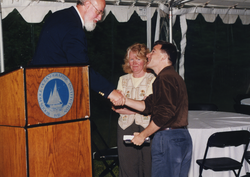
[2,0,250,23]
[1,0,250,74]
[38,0,250,9]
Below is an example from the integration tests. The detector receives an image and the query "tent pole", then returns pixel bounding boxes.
[0,3,4,73]
[147,7,152,50]
[154,8,161,42]
[169,6,173,43]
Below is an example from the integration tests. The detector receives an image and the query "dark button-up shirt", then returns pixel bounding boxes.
[142,66,188,129]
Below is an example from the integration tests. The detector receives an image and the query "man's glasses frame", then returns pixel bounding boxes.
[90,1,104,16]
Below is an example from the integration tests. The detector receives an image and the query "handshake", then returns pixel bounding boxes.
[108,89,127,106]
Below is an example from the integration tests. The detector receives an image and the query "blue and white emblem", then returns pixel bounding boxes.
[37,72,74,118]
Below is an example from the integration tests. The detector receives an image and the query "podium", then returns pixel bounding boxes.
[0,65,92,177]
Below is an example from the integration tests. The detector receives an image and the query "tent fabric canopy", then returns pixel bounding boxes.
[1,0,157,23]
[170,6,250,24]
[2,0,250,23]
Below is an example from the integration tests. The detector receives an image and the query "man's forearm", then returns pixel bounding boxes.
[125,98,145,112]
[140,120,160,138]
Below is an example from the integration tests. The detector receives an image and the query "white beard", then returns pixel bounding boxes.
[85,20,96,31]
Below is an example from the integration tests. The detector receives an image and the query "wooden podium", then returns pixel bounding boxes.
[0,65,92,177]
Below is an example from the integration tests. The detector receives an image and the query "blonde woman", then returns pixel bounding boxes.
[113,43,155,177]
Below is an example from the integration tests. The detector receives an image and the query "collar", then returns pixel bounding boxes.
[158,66,174,75]
[74,6,85,29]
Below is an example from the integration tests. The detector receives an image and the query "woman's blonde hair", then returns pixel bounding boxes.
[122,43,149,74]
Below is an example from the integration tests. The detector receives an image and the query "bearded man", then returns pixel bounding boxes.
[31,0,123,102]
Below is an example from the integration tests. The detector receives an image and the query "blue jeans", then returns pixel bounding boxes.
[151,128,192,177]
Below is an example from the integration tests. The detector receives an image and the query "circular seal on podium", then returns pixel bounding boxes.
[37,72,74,118]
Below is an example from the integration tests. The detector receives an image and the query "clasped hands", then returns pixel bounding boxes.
[109,89,126,106]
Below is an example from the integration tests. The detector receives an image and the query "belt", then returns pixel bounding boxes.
[161,126,187,131]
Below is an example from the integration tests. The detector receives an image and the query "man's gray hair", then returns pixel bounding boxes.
[77,0,88,5]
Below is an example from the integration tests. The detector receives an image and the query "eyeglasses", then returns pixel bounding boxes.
[90,1,104,16]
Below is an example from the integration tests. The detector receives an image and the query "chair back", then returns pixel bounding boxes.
[197,130,250,177]
[208,130,250,148]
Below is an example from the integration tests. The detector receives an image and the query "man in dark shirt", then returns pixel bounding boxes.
[113,40,192,177]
